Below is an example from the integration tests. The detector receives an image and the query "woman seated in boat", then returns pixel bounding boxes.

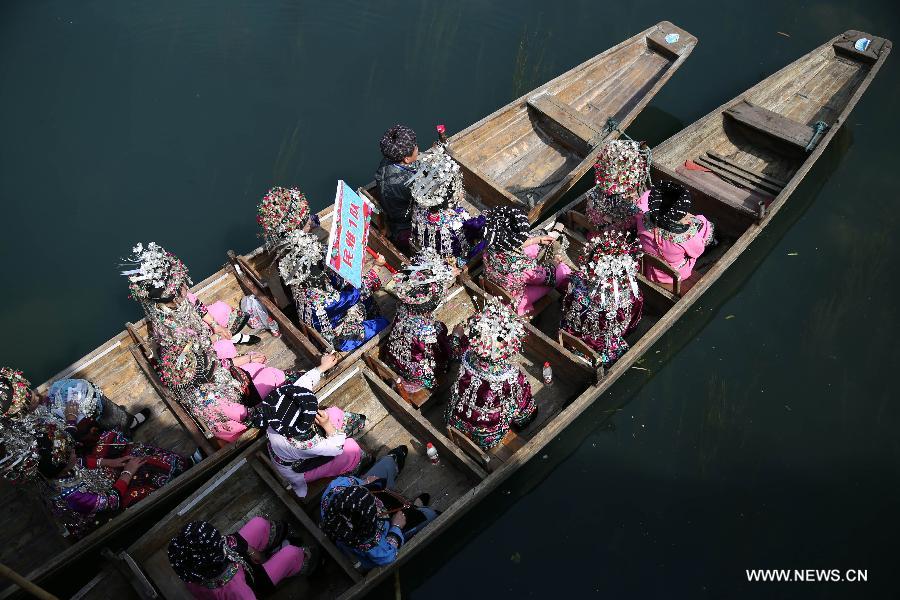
[320,445,438,569]
[168,518,316,599]
[636,180,715,287]
[482,206,570,316]
[1,419,189,539]
[560,231,644,365]
[386,248,461,396]
[277,229,388,352]
[374,124,419,254]
[408,145,481,265]
[157,341,278,443]
[122,242,276,353]
[446,298,536,450]
[584,139,651,234]
[252,363,371,499]
[1,367,151,436]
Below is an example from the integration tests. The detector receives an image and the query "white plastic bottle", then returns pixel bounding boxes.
[542,361,553,385]
[426,443,440,465]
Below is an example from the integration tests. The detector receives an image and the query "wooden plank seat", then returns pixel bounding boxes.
[526,92,604,156]
[674,164,771,220]
[724,99,818,151]
[446,427,526,473]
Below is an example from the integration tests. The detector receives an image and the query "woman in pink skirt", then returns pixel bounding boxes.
[254,354,369,498]
[168,518,316,599]
[482,206,570,316]
[637,180,715,288]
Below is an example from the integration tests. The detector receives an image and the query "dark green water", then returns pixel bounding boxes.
[2,1,899,598]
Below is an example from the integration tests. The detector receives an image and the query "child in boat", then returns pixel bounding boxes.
[0,419,188,539]
[320,445,437,569]
[253,365,372,500]
[408,145,476,265]
[636,180,715,287]
[482,206,571,316]
[560,231,644,365]
[386,248,461,395]
[374,124,419,254]
[277,229,388,352]
[446,297,536,450]
[585,139,651,234]
[168,518,316,599]
[1,367,151,435]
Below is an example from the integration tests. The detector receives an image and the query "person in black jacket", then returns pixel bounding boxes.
[374,124,419,254]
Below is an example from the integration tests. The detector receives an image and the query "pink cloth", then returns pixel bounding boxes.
[184,517,305,600]
[201,400,249,444]
[516,245,571,315]
[238,362,286,401]
[636,214,713,284]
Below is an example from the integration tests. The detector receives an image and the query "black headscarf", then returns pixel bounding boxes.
[380,125,417,162]
[646,180,692,234]
[167,521,227,583]
[483,206,530,253]
[250,384,319,440]
[321,485,380,548]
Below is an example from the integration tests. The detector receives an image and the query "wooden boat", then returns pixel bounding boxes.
[445,21,696,221]
[3,26,888,600]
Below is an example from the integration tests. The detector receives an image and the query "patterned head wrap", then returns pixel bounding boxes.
[35,421,73,479]
[168,521,228,583]
[277,230,325,289]
[380,124,417,162]
[464,296,525,362]
[250,384,318,439]
[593,140,650,198]
[576,231,643,304]
[321,485,381,548]
[646,180,692,234]
[157,344,214,391]
[0,367,32,418]
[0,417,43,484]
[392,248,456,307]
[483,206,530,253]
[121,242,192,302]
[258,187,311,248]
[408,146,464,208]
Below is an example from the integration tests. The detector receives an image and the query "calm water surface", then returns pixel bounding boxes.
[1,1,898,598]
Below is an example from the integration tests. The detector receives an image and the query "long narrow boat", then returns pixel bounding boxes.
[61,29,888,600]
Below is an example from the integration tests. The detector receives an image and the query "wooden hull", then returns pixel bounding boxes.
[447,21,696,221]
[4,28,889,600]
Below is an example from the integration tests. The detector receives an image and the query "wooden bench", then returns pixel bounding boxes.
[725,100,816,152]
[446,426,526,473]
[527,92,603,156]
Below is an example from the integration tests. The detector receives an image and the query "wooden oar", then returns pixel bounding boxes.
[0,563,58,600]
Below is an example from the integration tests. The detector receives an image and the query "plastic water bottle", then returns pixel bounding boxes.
[542,362,553,385]
[426,443,440,465]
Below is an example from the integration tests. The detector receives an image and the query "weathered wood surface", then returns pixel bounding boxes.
[448,21,696,221]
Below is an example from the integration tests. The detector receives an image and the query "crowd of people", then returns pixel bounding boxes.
[0,126,715,599]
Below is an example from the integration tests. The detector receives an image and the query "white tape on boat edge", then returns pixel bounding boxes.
[319,366,359,401]
[197,273,229,296]
[60,341,122,379]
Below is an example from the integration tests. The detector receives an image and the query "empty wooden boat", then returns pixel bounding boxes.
[447,21,696,221]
